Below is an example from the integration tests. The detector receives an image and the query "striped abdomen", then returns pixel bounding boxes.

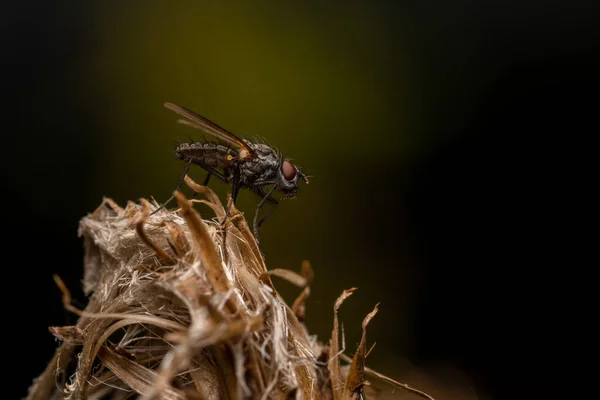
[175,142,237,168]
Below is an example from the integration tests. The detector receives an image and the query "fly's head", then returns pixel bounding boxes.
[277,159,309,199]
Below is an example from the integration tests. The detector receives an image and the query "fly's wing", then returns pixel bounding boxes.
[164,102,257,159]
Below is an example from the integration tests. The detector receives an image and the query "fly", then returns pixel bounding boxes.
[157,102,309,239]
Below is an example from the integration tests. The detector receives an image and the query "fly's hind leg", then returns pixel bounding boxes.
[151,160,192,215]
[203,172,212,186]
[154,161,229,215]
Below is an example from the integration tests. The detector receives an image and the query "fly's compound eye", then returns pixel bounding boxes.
[281,160,297,182]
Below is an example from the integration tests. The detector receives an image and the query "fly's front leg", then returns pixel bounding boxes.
[257,197,278,229]
[253,185,278,240]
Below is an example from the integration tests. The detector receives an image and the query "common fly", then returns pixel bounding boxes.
[159,102,309,238]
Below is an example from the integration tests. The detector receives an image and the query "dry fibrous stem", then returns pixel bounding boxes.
[343,303,379,398]
[329,288,357,400]
[26,178,433,400]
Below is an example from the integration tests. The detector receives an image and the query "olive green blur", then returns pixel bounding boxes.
[4,0,477,383]
[72,1,434,373]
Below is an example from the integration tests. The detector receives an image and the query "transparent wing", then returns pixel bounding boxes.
[164,102,256,158]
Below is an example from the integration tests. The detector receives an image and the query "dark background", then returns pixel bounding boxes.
[2,1,594,399]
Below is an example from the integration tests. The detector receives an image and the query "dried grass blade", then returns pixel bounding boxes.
[259,268,308,288]
[329,288,357,400]
[229,201,267,273]
[301,260,314,283]
[174,191,231,295]
[189,353,224,400]
[291,261,314,320]
[291,286,310,321]
[98,346,185,400]
[91,197,123,219]
[48,326,85,345]
[136,199,176,265]
[342,303,379,400]
[164,220,191,260]
[339,354,437,400]
[184,175,225,217]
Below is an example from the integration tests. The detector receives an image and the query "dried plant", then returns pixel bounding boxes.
[26,176,433,400]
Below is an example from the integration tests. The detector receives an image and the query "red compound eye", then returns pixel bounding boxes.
[281,160,297,181]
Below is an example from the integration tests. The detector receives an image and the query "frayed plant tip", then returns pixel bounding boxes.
[27,180,434,400]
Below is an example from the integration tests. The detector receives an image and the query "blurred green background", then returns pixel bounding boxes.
[82,0,422,370]
[77,1,427,383]
[3,1,592,399]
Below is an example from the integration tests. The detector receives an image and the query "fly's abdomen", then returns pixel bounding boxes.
[175,142,236,168]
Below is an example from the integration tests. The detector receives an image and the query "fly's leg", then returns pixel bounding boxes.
[253,186,277,240]
[203,172,212,186]
[153,161,229,215]
[256,197,278,229]
[151,160,192,215]
[196,163,229,183]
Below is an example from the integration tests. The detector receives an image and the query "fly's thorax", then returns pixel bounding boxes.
[239,144,280,183]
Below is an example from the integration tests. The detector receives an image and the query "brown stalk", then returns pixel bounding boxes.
[183,175,224,218]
